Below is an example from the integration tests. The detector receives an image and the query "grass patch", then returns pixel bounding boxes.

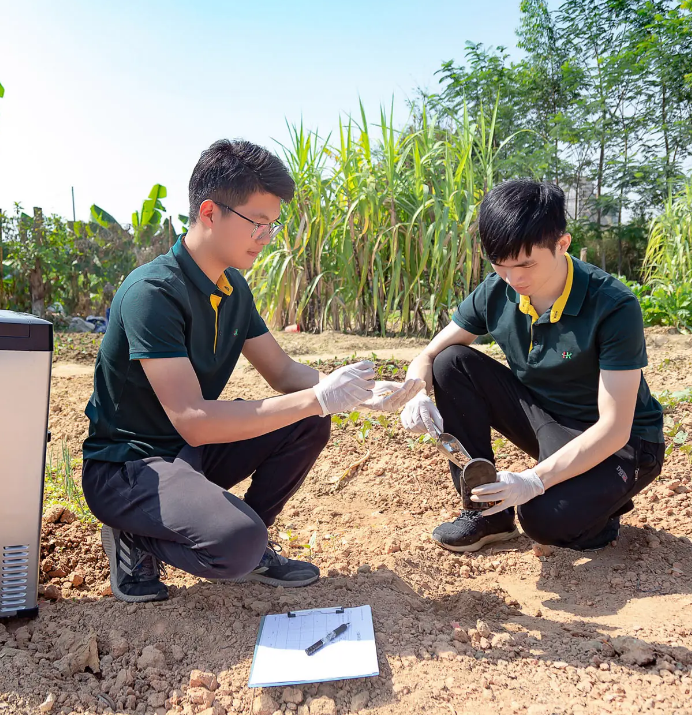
[44,440,95,523]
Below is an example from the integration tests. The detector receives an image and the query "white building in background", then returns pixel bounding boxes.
[564,180,617,225]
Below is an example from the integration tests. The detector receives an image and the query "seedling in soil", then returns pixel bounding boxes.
[376,414,391,429]
[357,419,373,443]
[654,387,692,410]
[493,437,508,459]
[406,434,434,450]
[663,417,691,461]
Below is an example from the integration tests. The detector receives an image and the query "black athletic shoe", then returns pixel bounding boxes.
[570,517,621,552]
[101,525,169,603]
[237,542,320,588]
[432,509,519,553]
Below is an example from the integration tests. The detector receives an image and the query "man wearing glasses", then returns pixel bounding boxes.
[81,139,420,602]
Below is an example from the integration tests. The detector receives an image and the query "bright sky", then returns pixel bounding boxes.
[0,0,555,225]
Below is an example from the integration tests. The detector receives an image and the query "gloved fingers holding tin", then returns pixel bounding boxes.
[470,468,545,516]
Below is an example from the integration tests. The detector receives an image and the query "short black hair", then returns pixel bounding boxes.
[478,179,567,263]
[188,139,295,225]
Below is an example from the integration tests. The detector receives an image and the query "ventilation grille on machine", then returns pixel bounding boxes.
[0,545,31,613]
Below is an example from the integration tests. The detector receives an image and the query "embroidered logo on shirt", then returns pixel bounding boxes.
[562,351,573,359]
[233,329,239,336]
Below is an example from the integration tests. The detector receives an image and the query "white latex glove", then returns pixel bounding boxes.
[360,379,425,412]
[470,468,545,517]
[313,360,376,416]
[400,392,443,435]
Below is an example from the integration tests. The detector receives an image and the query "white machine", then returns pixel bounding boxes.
[0,310,53,619]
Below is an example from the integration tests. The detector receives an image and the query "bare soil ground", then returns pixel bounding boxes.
[3,329,692,715]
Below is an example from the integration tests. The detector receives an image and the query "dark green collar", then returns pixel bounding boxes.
[504,255,589,317]
[172,235,225,298]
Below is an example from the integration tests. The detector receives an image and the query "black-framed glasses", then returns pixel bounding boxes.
[211,200,284,241]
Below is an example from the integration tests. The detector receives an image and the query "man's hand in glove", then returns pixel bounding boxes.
[312,361,376,416]
[400,392,443,435]
[360,379,425,412]
[470,468,545,516]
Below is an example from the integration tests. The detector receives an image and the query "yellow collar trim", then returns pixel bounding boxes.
[209,274,232,354]
[216,272,233,296]
[518,253,573,325]
[518,294,539,324]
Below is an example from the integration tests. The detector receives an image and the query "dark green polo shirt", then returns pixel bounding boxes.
[83,236,268,463]
[453,255,663,443]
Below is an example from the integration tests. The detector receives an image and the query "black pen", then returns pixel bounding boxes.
[305,623,350,656]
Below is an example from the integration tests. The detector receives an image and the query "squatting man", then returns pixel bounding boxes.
[396,179,665,554]
[81,138,422,602]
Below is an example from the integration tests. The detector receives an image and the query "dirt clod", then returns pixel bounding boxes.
[137,644,166,670]
[351,691,369,711]
[612,636,657,666]
[189,670,218,691]
[38,693,56,713]
[43,505,64,524]
[53,630,100,676]
[282,688,303,704]
[309,696,337,715]
[253,692,278,715]
[188,687,215,708]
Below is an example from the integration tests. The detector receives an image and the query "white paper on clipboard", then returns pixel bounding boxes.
[248,605,378,688]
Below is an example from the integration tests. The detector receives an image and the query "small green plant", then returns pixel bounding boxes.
[492,436,508,458]
[44,441,94,523]
[376,414,391,430]
[654,388,692,410]
[357,419,373,443]
[663,416,691,461]
[407,433,434,449]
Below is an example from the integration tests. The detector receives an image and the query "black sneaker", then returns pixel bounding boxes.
[101,525,169,603]
[432,509,519,553]
[236,542,320,588]
[570,517,620,552]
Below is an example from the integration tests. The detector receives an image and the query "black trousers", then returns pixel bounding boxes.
[432,345,664,547]
[82,415,331,580]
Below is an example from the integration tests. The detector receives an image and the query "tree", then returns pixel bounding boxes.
[516,0,574,185]
[631,1,692,205]
[3,207,75,317]
[425,43,551,181]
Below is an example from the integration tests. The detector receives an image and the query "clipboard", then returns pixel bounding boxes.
[248,605,379,688]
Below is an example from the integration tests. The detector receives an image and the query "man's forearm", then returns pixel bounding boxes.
[406,354,435,392]
[271,360,325,394]
[183,389,324,446]
[405,321,478,392]
[534,421,630,490]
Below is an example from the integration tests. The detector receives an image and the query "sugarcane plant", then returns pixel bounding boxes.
[247,98,503,336]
